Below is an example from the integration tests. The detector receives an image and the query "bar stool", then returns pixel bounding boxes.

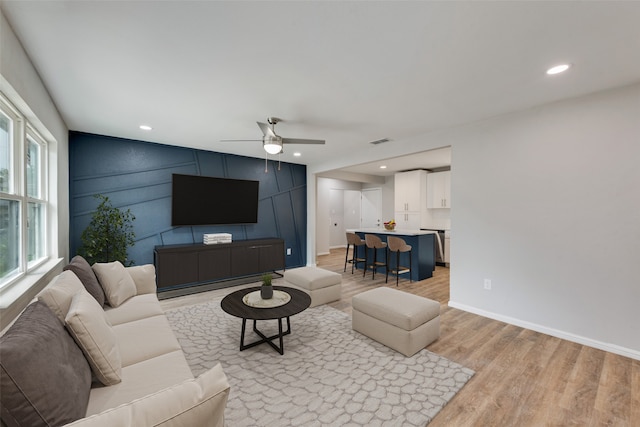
[364,234,388,280]
[344,232,366,274]
[386,236,412,286]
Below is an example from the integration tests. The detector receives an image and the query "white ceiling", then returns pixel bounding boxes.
[2,1,640,179]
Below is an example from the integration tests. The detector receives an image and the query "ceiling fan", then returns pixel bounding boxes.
[221,117,325,155]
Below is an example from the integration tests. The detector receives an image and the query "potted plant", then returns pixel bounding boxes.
[260,273,273,299]
[79,194,136,265]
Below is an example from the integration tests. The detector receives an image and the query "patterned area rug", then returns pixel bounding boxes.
[165,299,474,426]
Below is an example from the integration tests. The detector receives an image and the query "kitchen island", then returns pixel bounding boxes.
[347,228,438,281]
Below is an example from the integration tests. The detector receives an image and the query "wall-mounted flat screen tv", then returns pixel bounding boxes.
[171,174,259,226]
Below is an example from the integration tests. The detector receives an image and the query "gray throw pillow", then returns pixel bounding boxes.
[0,301,92,427]
[64,255,106,307]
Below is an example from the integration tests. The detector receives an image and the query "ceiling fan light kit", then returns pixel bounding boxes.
[263,136,283,154]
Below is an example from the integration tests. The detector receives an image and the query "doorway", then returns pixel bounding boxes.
[329,189,362,248]
[361,188,382,229]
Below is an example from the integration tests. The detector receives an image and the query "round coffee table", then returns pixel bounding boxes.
[221,286,311,355]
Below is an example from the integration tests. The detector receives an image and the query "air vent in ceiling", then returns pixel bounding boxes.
[369,138,391,145]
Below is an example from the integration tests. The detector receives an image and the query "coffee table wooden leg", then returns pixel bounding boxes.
[239,316,293,355]
[240,318,248,351]
[277,317,284,355]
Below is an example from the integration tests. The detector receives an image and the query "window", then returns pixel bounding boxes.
[0,95,48,289]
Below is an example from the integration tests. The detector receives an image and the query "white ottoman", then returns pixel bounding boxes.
[283,266,342,308]
[352,287,440,357]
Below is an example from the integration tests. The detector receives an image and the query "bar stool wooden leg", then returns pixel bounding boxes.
[351,244,358,274]
[363,246,368,278]
[344,243,351,272]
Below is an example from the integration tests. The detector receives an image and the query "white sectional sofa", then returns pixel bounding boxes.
[0,256,230,427]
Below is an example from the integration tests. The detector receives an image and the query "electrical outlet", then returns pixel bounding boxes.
[484,279,492,290]
[286,248,292,255]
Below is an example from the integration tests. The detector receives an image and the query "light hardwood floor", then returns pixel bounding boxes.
[161,248,640,426]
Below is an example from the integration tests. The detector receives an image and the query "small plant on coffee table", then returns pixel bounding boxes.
[261,273,273,299]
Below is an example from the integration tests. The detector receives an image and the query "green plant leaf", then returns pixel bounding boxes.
[78,194,136,265]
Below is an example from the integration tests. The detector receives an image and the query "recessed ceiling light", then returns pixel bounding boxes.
[293,152,301,157]
[139,125,152,131]
[546,64,571,75]
[379,165,387,169]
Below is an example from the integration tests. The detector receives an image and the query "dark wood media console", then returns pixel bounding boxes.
[154,238,285,294]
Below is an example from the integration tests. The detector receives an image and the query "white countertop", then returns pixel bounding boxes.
[347,228,438,236]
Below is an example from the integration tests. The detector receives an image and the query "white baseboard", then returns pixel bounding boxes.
[317,251,330,256]
[448,300,640,361]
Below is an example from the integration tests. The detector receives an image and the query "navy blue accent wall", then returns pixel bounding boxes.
[69,131,307,268]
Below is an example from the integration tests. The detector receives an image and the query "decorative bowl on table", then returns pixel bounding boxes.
[384,221,396,231]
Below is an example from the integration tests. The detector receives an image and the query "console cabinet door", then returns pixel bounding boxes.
[258,241,285,272]
[198,247,231,281]
[230,245,259,277]
[155,250,199,289]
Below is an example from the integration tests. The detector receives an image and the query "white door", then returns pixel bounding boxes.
[344,190,361,230]
[361,188,382,229]
[329,189,345,248]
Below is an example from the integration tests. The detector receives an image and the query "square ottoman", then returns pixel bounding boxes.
[283,266,342,308]
[352,287,440,357]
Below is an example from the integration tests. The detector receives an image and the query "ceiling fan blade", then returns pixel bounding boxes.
[219,139,262,142]
[282,138,326,145]
[257,121,277,138]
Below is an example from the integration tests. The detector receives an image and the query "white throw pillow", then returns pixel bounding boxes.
[92,261,137,307]
[65,290,122,386]
[37,270,85,323]
[125,264,156,295]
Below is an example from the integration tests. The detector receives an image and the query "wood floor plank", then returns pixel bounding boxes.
[161,248,639,426]
[315,248,639,427]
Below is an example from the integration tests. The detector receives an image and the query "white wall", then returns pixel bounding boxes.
[310,83,640,359]
[449,84,640,358]
[1,10,69,319]
[1,10,69,259]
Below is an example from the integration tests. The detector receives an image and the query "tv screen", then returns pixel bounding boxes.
[171,174,259,226]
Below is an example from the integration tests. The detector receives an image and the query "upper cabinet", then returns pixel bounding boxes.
[427,171,451,209]
[394,170,428,229]
[394,170,428,213]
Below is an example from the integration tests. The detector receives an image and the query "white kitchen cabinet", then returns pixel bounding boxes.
[394,170,428,214]
[427,171,451,209]
[393,211,421,230]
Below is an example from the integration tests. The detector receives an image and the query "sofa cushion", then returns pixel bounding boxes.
[0,301,92,427]
[85,350,195,416]
[64,255,106,306]
[92,261,137,307]
[104,293,164,326]
[65,290,122,386]
[37,269,85,323]
[68,363,230,427]
[114,315,182,367]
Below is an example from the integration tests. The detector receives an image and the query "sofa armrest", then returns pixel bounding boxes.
[64,364,230,427]
[125,265,156,295]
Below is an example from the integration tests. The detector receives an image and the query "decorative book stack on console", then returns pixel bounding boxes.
[204,233,232,244]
